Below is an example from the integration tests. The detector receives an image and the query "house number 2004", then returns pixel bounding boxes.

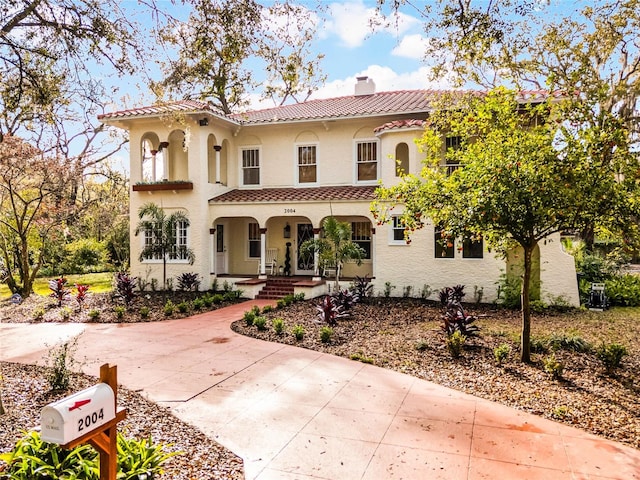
[77,408,105,432]
[284,208,296,213]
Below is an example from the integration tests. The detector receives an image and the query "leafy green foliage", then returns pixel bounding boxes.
[299,216,366,289]
[253,316,267,331]
[139,306,150,319]
[192,297,204,311]
[494,344,510,365]
[243,310,256,326]
[113,305,126,319]
[87,309,100,320]
[445,331,466,358]
[604,275,640,307]
[291,324,305,341]
[543,354,564,379]
[163,300,175,316]
[45,336,80,391]
[596,342,628,374]
[177,301,190,314]
[61,238,109,274]
[0,431,180,480]
[272,318,285,335]
[319,326,334,343]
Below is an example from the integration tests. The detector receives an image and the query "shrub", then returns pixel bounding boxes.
[320,326,334,343]
[139,306,150,319]
[113,305,126,319]
[596,342,628,374]
[293,292,306,302]
[420,284,433,300]
[529,336,549,354]
[446,330,466,358]
[383,281,395,297]
[192,297,204,310]
[415,340,428,351]
[177,272,201,291]
[0,431,180,480]
[272,317,285,335]
[61,238,109,274]
[243,310,256,326]
[291,324,305,341]
[32,307,45,321]
[201,294,214,308]
[332,289,358,312]
[262,305,274,314]
[494,344,510,365]
[177,301,190,313]
[253,316,267,330]
[349,352,374,364]
[548,333,592,353]
[163,300,175,316]
[88,309,100,320]
[402,285,412,298]
[605,274,640,306]
[49,276,70,307]
[45,336,80,391]
[543,354,564,379]
[276,298,286,309]
[224,289,242,301]
[211,293,224,304]
[59,306,72,321]
[114,272,137,305]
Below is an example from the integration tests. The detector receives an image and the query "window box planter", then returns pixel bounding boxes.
[133,181,193,192]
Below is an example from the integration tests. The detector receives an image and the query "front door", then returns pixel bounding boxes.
[215,223,228,275]
[296,223,314,275]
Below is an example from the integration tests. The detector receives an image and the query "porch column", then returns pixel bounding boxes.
[214,145,222,183]
[259,228,267,279]
[159,141,169,180]
[312,227,322,281]
[209,228,216,274]
[150,150,158,182]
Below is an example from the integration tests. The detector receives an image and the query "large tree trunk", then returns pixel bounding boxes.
[520,244,535,363]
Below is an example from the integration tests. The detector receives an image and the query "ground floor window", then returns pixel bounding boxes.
[435,227,455,258]
[142,220,190,261]
[462,237,484,258]
[248,222,261,258]
[351,221,371,259]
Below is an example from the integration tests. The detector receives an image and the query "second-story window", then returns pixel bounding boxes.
[297,145,317,184]
[356,140,378,182]
[445,136,461,175]
[242,148,260,186]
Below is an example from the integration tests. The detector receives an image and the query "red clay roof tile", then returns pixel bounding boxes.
[210,186,378,203]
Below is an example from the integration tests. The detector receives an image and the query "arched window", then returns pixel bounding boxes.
[141,138,164,182]
[395,143,409,177]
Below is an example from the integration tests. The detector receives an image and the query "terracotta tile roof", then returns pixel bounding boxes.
[210,185,378,203]
[229,90,447,124]
[374,119,427,134]
[98,89,563,124]
[98,100,222,120]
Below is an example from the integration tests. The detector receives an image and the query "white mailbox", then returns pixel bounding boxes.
[41,383,116,445]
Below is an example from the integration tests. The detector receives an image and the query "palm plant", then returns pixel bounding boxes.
[299,216,365,289]
[134,203,195,290]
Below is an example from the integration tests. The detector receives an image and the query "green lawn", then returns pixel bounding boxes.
[0,272,114,299]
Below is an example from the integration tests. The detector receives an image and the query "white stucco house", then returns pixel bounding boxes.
[98,77,580,305]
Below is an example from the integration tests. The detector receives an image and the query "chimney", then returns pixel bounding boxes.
[354,76,375,96]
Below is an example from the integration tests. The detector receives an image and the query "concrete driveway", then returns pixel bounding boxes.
[2,300,639,479]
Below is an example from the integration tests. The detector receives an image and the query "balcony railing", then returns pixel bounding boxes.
[133,180,193,192]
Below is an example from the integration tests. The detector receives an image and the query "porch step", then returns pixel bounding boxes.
[256,277,296,299]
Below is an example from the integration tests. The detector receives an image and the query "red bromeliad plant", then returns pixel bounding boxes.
[49,277,70,307]
[75,284,90,310]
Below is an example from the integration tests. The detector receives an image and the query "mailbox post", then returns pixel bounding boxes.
[40,364,127,480]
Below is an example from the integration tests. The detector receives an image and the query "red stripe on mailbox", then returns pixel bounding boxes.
[68,399,91,411]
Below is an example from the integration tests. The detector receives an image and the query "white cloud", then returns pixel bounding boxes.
[322,1,419,48]
[391,34,429,60]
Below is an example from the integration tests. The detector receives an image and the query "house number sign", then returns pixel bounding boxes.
[284,208,296,213]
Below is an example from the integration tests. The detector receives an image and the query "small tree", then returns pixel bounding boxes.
[373,88,640,363]
[134,203,195,290]
[299,216,365,290]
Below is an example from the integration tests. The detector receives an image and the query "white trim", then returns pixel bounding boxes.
[354,138,380,184]
[294,142,319,186]
[388,216,408,246]
[239,145,262,187]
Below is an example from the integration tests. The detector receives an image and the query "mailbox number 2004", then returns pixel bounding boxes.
[78,408,105,432]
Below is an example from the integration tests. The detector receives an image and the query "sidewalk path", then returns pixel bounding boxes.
[2,300,639,479]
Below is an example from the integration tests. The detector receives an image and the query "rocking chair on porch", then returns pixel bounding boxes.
[258,247,279,275]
